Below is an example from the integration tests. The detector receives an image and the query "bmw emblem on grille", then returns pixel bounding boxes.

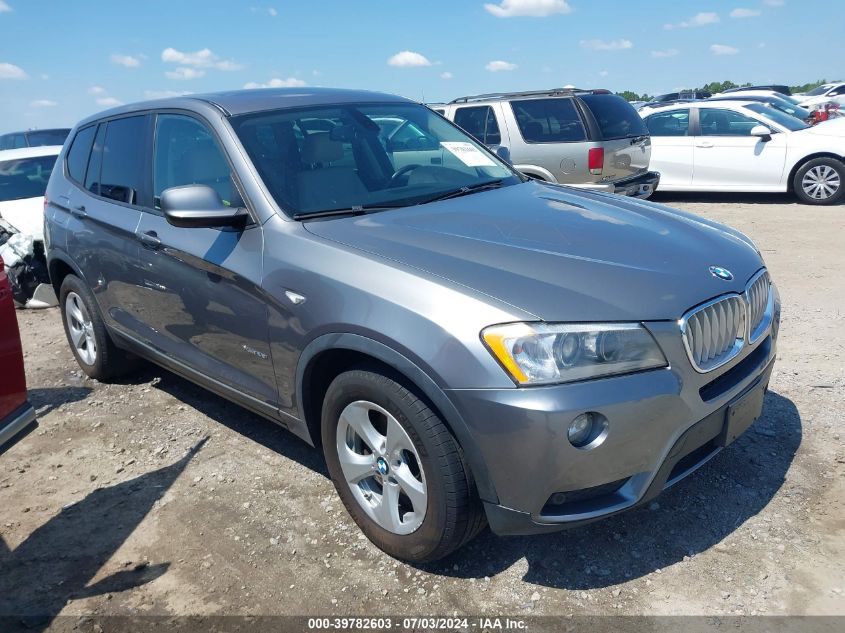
[709,266,734,281]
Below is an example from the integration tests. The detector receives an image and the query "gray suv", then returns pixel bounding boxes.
[435,89,660,197]
[45,88,779,562]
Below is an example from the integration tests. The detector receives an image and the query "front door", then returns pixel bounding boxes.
[134,113,276,408]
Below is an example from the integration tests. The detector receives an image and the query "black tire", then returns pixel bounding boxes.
[59,274,137,381]
[792,157,845,205]
[321,368,486,562]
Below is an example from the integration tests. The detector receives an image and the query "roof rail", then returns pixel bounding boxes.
[448,88,609,104]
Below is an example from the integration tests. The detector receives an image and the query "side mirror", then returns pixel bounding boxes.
[490,145,512,164]
[750,125,773,140]
[161,185,248,229]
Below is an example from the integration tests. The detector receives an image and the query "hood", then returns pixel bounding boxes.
[0,196,44,241]
[303,182,764,322]
[807,117,845,136]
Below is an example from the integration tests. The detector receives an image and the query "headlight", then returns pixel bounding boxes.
[481,322,667,385]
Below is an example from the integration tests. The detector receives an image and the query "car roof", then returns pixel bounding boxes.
[76,87,414,125]
[0,145,63,161]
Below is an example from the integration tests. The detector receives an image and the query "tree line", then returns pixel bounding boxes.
[616,79,833,102]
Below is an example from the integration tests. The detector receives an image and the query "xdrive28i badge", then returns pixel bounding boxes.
[709,266,734,281]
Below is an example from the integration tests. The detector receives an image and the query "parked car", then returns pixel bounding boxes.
[713,89,802,105]
[0,145,62,306]
[437,88,659,197]
[0,128,70,151]
[722,85,792,97]
[706,94,815,125]
[794,82,845,109]
[649,90,712,104]
[47,88,779,561]
[642,100,845,204]
[0,254,37,455]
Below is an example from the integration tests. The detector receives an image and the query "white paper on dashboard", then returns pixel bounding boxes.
[440,142,497,167]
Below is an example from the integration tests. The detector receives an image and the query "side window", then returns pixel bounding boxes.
[66,126,97,183]
[98,116,147,204]
[510,98,587,143]
[645,109,690,137]
[84,124,106,196]
[699,109,760,137]
[0,135,11,150]
[13,134,27,149]
[154,114,243,208]
[453,106,501,145]
[831,85,845,96]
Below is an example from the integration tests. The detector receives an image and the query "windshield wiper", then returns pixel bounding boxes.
[417,180,505,205]
[293,203,404,221]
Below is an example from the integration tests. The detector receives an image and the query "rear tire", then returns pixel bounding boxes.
[321,368,486,562]
[793,157,844,205]
[59,274,137,381]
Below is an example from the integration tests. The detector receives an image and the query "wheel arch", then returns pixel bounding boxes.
[786,152,845,191]
[295,333,498,503]
[47,252,84,298]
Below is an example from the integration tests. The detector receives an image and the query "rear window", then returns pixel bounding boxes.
[66,126,96,183]
[26,129,70,147]
[580,94,648,140]
[510,98,586,143]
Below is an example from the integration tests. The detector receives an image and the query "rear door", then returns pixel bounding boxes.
[643,108,694,187]
[133,112,276,408]
[578,94,651,180]
[692,107,787,189]
[63,115,148,337]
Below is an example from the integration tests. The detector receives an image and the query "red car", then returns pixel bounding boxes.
[0,254,36,453]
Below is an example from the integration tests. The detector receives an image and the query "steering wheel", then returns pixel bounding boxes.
[389,164,423,185]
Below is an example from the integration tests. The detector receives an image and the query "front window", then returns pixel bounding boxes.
[230,102,520,217]
[744,104,810,132]
[0,154,58,202]
[699,109,761,136]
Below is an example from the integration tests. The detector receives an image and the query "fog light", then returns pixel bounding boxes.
[567,412,607,449]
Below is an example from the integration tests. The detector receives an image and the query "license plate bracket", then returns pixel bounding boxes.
[722,383,765,446]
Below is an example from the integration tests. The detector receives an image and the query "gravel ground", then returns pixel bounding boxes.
[0,193,843,624]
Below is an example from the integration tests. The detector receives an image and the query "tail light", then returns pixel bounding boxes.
[588,148,604,176]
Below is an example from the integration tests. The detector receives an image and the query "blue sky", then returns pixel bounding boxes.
[1,0,841,131]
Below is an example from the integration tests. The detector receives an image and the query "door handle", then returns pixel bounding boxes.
[71,205,88,219]
[695,142,714,148]
[138,230,162,249]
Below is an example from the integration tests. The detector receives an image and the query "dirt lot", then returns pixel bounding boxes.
[1,193,843,626]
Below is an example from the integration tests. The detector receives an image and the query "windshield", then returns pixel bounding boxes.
[744,104,810,132]
[230,102,521,217]
[805,84,832,97]
[767,96,811,120]
[0,154,57,202]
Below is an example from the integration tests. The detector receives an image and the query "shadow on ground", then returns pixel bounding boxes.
[0,438,207,631]
[651,191,843,206]
[426,390,801,589]
[27,385,92,417]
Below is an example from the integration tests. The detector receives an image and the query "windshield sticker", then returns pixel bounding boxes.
[440,142,497,167]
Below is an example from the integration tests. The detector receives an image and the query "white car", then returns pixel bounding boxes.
[794,82,845,109]
[641,100,845,204]
[0,145,61,239]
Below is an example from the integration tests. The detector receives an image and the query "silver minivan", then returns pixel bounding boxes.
[436,89,660,197]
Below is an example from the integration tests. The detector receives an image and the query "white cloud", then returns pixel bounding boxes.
[111,53,141,68]
[96,97,123,107]
[0,62,26,79]
[0,1,12,13]
[161,47,243,71]
[144,89,192,99]
[165,67,206,80]
[730,8,761,18]
[665,12,720,29]
[88,85,106,95]
[440,71,453,80]
[483,0,572,18]
[651,48,679,58]
[30,99,57,107]
[243,77,307,89]
[485,60,518,72]
[268,7,277,16]
[580,38,633,51]
[387,51,432,67]
[710,44,740,55]
[599,70,608,77]
[763,0,784,6]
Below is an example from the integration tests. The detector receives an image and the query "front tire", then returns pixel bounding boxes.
[321,368,485,562]
[793,157,844,205]
[59,275,136,381]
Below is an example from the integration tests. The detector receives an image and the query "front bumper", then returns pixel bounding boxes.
[445,314,778,536]
[0,401,37,455]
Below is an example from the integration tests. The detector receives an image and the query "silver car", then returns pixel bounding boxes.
[45,88,778,562]
[436,88,660,197]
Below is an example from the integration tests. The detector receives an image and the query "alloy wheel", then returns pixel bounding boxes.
[335,400,427,535]
[802,164,841,200]
[65,291,97,366]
